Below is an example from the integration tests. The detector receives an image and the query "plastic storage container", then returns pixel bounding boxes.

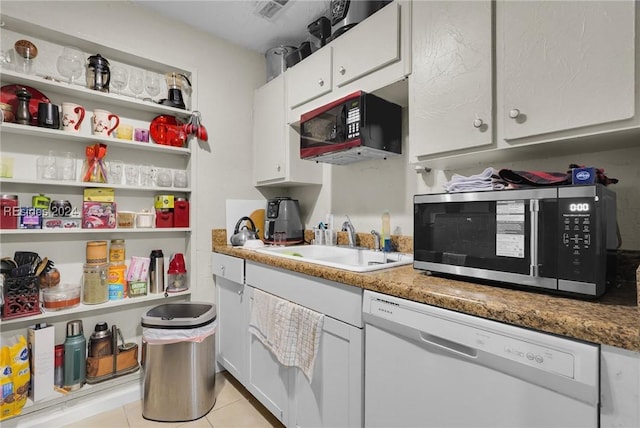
[141,302,217,422]
[42,283,81,311]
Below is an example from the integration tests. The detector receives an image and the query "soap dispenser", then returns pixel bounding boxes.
[381,210,392,252]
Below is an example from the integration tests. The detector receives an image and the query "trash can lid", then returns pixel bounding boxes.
[141,302,216,329]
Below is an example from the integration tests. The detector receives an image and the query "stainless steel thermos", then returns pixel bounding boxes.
[63,320,86,391]
[149,249,164,294]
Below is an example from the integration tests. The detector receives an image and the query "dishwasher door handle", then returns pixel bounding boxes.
[419,332,478,359]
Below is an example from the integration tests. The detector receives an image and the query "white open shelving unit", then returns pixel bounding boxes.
[0,14,199,424]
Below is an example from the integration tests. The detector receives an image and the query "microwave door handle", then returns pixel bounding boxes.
[339,104,347,141]
[529,199,539,276]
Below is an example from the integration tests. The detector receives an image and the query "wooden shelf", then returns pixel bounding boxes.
[0,177,191,193]
[0,290,191,326]
[0,69,192,119]
[0,122,192,156]
[0,227,191,236]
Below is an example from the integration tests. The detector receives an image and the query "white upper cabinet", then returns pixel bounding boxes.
[286,1,411,122]
[409,0,493,160]
[332,2,401,88]
[252,74,322,186]
[253,75,287,184]
[286,47,333,110]
[500,1,636,140]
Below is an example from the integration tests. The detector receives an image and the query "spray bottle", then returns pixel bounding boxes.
[381,210,392,252]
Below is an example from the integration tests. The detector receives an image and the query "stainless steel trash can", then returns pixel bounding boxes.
[141,302,217,422]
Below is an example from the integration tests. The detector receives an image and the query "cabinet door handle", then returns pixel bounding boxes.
[473,118,484,128]
[237,287,243,296]
[318,78,324,87]
[338,66,346,75]
[220,265,225,276]
[509,109,521,119]
[276,164,281,172]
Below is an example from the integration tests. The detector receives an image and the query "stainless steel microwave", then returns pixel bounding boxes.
[299,91,401,165]
[413,185,618,297]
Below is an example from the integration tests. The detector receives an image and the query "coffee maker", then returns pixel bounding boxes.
[86,54,111,93]
[264,197,304,245]
[160,72,190,110]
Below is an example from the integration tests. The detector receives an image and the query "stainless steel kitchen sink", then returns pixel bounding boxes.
[254,245,413,272]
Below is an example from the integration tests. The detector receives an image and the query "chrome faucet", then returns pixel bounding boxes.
[371,230,381,251]
[341,216,357,247]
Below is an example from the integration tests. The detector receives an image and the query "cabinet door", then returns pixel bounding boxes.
[253,74,286,183]
[291,316,363,428]
[216,276,247,384]
[501,1,635,140]
[245,286,289,424]
[287,47,333,110]
[333,2,400,88]
[409,0,493,159]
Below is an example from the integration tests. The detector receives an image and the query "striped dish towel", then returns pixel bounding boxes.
[249,288,324,382]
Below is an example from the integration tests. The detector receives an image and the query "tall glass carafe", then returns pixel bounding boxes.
[63,320,86,391]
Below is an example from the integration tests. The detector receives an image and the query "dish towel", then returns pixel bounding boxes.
[249,288,324,382]
[444,167,506,193]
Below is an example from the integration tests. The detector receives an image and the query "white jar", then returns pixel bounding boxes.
[136,211,154,228]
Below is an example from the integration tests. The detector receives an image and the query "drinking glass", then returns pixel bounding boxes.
[56,152,77,181]
[106,160,123,184]
[139,163,154,186]
[128,69,144,99]
[111,65,128,95]
[56,46,84,84]
[124,164,139,185]
[144,71,161,99]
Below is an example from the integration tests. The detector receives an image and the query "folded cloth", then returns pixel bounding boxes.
[444,167,507,193]
[249,289,324,382]
[499,164,619,187]
[498,169,570,186]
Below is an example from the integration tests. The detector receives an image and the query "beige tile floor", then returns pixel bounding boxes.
[63,371,284,428]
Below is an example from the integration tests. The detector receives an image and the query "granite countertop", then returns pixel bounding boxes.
[212,230,640,352]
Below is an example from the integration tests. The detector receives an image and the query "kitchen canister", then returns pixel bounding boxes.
[82,263,108,304]
[0,194,19,229]
[86,240,108,265]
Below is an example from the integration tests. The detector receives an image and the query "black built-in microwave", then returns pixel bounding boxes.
[413,185,618,297]
[300,91,401,165]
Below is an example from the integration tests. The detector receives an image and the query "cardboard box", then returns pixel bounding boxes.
[27,324,55,402]
[82,202,117,229]
[19,207,43,229]
[572,167,597,185]
[83,188,115,202]
[154,195,174,209]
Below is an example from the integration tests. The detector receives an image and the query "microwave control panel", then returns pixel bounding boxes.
[558,197,597,282]
[346,104,360,140]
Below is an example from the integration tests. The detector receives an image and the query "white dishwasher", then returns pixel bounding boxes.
[362,290,599,428]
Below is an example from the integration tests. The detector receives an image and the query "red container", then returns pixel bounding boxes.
[155,209,173,228]
[0,194,19,229]
[173,198,189,228]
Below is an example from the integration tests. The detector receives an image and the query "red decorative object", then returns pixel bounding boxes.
[1,84,51,126]
[149,115,186,147]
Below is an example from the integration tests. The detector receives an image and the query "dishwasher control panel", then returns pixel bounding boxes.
[367,296,578,379]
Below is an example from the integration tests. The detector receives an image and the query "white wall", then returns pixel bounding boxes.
[1,0,267,303]
[294,112,640,251]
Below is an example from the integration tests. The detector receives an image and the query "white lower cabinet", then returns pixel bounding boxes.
[290,315,363,428]
[214,256,364,428]
[213,253,247,384]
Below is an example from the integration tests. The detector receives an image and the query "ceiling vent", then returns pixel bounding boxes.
[253,0,290,21]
